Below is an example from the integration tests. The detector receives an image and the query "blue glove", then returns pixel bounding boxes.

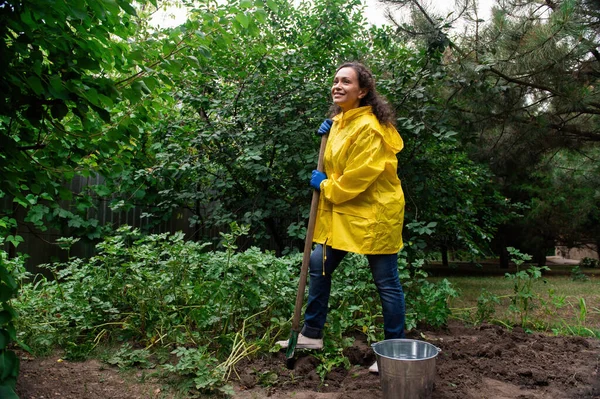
[310,170,327,191]
[317,119,333,136]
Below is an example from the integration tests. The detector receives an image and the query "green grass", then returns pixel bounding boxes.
[430,275,600,336]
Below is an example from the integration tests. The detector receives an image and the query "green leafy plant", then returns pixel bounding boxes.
[55,237,80,260]
[580,257,599,268]
[0,0,171,242]
[163,346,232,395]
[401,257,458,331]
[474,289,500,325]
[505,247,549,327]
[570,266,589,282]
[255,370,279,387]
[537,287,567,326]
[104,344,155,370]
[12,226,302,391]
[314,344,351,381]
[0,247,21,399]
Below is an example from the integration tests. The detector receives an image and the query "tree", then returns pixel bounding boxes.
[379,0,600,263]
[453,0,600,261]
[0,0,164,243]
[0,0,210,251]
[1,0,524,265]
[91,0,374,252]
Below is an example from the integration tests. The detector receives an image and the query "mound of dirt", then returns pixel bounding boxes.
[15,320,600,399]
[235,320,600,399]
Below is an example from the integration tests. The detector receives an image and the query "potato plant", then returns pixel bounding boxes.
[9,226,455,394]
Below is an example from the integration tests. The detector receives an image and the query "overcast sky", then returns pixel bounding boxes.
[151,0,495,29]
[364,0,494,26]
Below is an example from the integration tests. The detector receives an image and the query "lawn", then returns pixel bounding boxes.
[430,274,600,336]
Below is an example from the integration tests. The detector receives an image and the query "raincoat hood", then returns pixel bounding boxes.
[332,106,404,153]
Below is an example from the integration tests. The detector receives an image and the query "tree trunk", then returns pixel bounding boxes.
[441,245,449,267]
[265,217,283,256]
[8,204,18,259]
[499,246,509,269]
[498,228,509,269]
[193,198,202,243]
[535,249,546,267]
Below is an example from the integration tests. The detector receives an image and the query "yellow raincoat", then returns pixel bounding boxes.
[313,106,405,254]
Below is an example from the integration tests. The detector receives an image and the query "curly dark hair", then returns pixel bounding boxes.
[328,62,396,127]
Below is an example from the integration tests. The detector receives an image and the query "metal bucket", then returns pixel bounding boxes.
[372,339,441,399]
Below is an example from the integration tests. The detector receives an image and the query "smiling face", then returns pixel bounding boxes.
[331,67,368,112]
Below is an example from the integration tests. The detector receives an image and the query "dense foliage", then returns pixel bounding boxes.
[0,251,19,399]
[108,0,372,251]
[2,0,599,395]
[1,0,511,258]
[383,0,600,261]
[8,226,456,393]
[0,0,167,242]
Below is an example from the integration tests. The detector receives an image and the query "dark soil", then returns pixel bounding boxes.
[15,320,600,399]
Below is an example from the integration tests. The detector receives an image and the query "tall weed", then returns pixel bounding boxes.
[505,247,549,327]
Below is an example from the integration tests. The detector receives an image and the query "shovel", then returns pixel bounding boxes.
[285,133,328,369]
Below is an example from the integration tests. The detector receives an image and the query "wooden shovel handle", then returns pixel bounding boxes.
[291,134,328,332]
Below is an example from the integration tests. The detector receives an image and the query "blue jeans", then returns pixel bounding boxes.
[301,245,406,340]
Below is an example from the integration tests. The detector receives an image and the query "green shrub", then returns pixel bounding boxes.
[570,266,590,282]
[14,225,456,393]
[475,289,500,324]
[580,257,599,268]
[0,248,22,399]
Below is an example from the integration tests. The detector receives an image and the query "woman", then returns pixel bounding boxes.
[278,62,406,373]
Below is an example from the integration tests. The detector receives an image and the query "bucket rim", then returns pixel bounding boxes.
[371,338,441,361]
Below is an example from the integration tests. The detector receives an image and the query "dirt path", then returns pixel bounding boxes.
[15,320,600,399]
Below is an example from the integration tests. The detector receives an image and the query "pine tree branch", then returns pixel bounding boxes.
[548,123,600,141]
[487,67,560,96]
[451,105,600,142]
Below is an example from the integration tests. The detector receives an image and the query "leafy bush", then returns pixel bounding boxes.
[401,258,458,330]
[0,247,22,399]
[474,289,501,325]
[162,346,232,396]
[14,225,298,350]
[580,257,599,268]
[13,226,455,393]
[570,266,590,282]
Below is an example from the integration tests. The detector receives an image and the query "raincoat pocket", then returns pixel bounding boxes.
[330,211,375,253]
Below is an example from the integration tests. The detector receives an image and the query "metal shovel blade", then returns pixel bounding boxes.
[285,330,298,369]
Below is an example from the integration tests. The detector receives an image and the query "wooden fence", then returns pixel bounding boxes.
[1,174,221,273]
